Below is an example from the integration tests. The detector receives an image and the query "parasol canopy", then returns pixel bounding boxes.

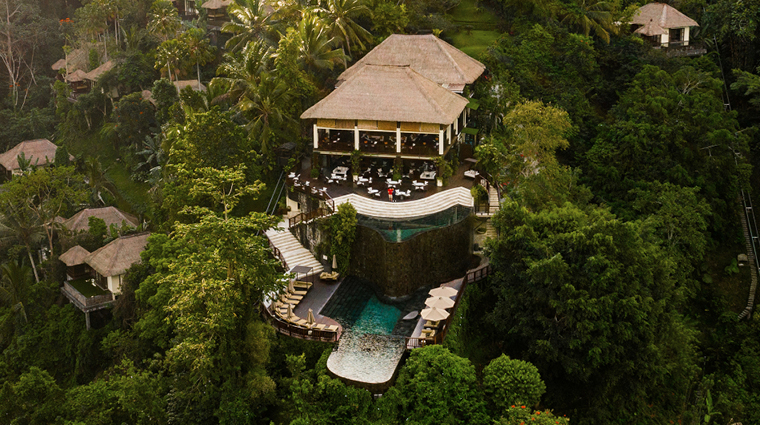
[307,308,316,327]
[332,254,338,271]
[425,296,455,309]
[286,303,295,320]
[420,306,450,321]
[429,286,458,298]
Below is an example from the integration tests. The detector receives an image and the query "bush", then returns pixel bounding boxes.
[483,354,546,413]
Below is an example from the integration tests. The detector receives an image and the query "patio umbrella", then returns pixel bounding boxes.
[288,280,296,293]
[429,286,458,298]
[420,306,450,322]
[332,254,338,271]
[307,308,316,327]
[286,303,295,320]
[425,296,455,309]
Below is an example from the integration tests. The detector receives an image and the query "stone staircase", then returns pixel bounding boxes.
[331,187,473,219]
[484,218,498,239]
[488,186,499,215]
[265,224,323,277]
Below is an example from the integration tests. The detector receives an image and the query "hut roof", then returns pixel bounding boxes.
[337,34,485,91]
[302,65,469,125]
[173,79,207,92]
[84,232,150,277]
[51,48,89,72]
[634,18,668,36]
[65,69,89,83]
[631,3,699,29]
[59,245,91,267]
[62,206,139,234]
[84,60,115,81]
[201,0,233,9]
[0,139,63,171]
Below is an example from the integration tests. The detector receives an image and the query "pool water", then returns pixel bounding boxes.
[351,297,402,335]
[357,204,472,242]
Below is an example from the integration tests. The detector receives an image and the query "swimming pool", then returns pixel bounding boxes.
[357,204,472,242]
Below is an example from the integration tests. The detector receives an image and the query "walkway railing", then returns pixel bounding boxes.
[268,239,288,271]
[261,304,339,343]
[61,281,114,312]
[289,207,332,228]
[405,265,492,349]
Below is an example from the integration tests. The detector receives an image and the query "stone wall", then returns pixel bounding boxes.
[290,219,328,267]
[350,215,474,297]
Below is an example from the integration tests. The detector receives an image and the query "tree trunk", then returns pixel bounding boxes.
[197,59,201,88]
[26,245,39,283]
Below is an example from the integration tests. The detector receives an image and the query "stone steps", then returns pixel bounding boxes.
[331,187,473,219]
[488,186,499,215]
[265,227,323,276]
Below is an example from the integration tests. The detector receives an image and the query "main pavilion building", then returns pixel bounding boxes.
[301,34,485,161]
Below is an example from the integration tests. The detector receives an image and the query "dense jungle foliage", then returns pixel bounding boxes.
[0,0,759,424]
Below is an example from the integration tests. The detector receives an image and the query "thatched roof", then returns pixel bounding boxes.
[634,18,668,36]
[0,139,63,171]
[65,69,89,83]
[302,65,469,125]
[631,3,698,29]
[51,48,89,72]
[62,206,139,234]
[59,245,91,267]
[174,80,207,92]
[201,0,232,9]
[84,232,149,277]
[141,89,156,105]
[337,34,485,92]
[84,60,115,81]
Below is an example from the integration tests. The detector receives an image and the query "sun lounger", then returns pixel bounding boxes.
[319,271,340,281]
[424,320,440,328]
[289,288,308,296]
[280,294,301,305]
[292,280,312,289]
[421,329,436,339]
[314,323,327,330]
[324,325,339,332]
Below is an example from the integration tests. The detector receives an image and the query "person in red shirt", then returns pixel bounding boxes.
[388,187,394,202]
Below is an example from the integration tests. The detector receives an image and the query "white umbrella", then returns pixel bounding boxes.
[332,254,338,271]
[420,306,449,321]
[307,308,316,327]
[425,296,455,309]
[429,286,458,298]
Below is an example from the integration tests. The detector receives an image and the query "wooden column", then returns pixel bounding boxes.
[313,124,319,149]
[447,124,452,145]
[396,125,402,153]
[439,128,445,155]
[354,124,360,150]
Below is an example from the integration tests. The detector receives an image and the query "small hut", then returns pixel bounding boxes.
[630,3,699,47]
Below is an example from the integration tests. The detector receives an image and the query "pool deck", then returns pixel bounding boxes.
[294,277,343,328]
[410,277,465,339]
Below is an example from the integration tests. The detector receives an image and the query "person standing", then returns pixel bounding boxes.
[388,187,394,202]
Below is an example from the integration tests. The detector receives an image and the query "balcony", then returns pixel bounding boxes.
[61,279,114,313]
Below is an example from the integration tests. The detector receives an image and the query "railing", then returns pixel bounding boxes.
[62,281,114,312]
[288,207,332,228]
[665,43,706,58]
[268,239,288,271]
[318,140,354,152]
[405,265,492,349]
[261,304,340,342]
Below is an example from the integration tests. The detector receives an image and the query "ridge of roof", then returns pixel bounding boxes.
[0,139,60,171]
[84,232,149,277]
[630,2,698,29]
[63,206,139,233]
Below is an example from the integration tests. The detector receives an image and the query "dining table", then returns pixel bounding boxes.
[420,171,437,180]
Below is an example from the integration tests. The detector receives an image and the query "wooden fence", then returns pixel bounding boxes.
[261,304,340,343]
[62,282,114,312]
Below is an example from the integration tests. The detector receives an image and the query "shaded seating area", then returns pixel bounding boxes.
[264,279,341,342]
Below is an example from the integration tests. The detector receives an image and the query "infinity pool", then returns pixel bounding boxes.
[357,204,472,242]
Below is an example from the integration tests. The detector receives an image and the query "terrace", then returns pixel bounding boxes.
[61,278,114,329]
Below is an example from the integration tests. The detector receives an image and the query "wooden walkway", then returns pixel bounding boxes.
[331,187,473,219]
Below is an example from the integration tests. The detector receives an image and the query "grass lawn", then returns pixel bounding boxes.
[446,0,503,59]
[68,278,109,298]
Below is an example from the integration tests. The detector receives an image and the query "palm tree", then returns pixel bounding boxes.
[148,0,182,43]
[181,28,217,88]
[0,261,32,323]
[559,0,618,43]
[314,0,371,56]
[82,157,120,206]
[156,38,188,81]
[0,208,44,283]
[134,134,164,186]
[297,12,349,75]
[222,0,278,53]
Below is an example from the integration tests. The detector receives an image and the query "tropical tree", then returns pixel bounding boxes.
[222,0,278,52]
[155,38,187,81]
[296,12,349,75]
[147,0,181,43]
[0,0,45,110]
[559,0,618,43]
[315,0,372,56]
[0,260,32,343]
[483,354,546,413]
[180,27,216,88]
[0,205,43,283]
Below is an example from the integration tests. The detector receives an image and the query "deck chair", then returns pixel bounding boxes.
[325,325,339,332]
[292,280,312,289]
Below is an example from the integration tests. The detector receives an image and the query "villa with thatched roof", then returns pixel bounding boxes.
[0,139,71,176]
[337,34,485,93]
[59,245,92,280]
[631,3,699,48]
[84,232,150,294]
[61,206,139,234]
[303,64,471,160]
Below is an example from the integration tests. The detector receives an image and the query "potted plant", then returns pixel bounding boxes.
[434,157,453,186]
